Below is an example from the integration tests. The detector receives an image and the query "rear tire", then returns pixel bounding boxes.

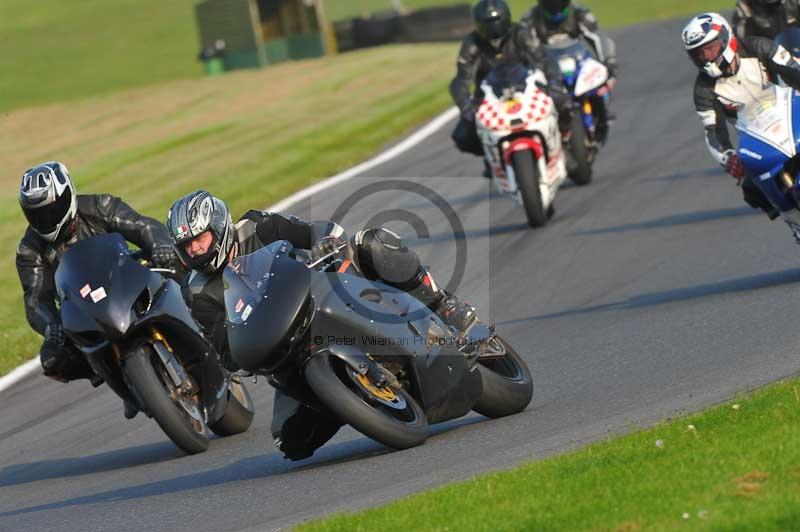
[512,150,549,228]
[209,379,255,437]
[122,344,209,454]
[568,112,593,186]
[473,337,533,419]
[305,355,428,450]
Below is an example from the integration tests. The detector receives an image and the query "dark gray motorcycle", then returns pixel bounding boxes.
[55,234,254,454]
[224,239,532,451]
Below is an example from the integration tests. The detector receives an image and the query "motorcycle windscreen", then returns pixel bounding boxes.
[484,63,531,99]
[546,39,590,74]
[224,240,312,371]
[55,233,152,339]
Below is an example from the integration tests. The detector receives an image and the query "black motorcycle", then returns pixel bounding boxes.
[224,240,533,451]
[55,234,254,454]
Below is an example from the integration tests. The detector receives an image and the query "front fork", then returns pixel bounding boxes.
[580,98,596,140]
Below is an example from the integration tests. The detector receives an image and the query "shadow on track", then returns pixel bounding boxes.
[0,417,484,518]
[0,442,182,489]
[498,268,800,325]
[574,206,758,235]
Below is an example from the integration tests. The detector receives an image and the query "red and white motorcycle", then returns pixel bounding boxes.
[476,64,567,228]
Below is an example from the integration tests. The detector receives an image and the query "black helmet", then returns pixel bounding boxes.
[166,190,235,274]
[19,161,77,243]
[539,0,571,23]
[473,0,512,45]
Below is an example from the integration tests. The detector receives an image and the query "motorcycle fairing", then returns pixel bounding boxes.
[225,241,312,372]
[574,57,609,98]
[57,234,155,341]
[736,86,800,212]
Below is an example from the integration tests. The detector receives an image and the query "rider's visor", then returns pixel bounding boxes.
[23,186,72,236]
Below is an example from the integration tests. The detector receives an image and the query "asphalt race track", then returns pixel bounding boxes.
[2,18,800,532]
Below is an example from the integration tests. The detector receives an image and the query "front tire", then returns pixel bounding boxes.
[512,150,549,228]
[472,337,533,418]
[209,379,255,437]
[123,344,209,454]
[305,355,428,450]
[568,112,593,186]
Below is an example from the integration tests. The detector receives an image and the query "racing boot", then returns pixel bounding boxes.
[436,294,478,334]
[407,268,477,335]
[123,399,140,420]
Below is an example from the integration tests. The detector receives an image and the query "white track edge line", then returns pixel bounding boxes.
[0,106,459,394]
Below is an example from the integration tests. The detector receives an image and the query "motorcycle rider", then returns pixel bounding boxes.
[167,190,478,460]
[16,162,178,418]
[450,0,572,173]
[733,0,800,40]
[683,13,800,223]
[521,0,618,142]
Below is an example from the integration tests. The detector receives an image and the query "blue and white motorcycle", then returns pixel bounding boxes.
[547,36,613,186]
[736,84,800,242]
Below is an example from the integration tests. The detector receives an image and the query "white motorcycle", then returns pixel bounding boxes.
[476,63,567,228]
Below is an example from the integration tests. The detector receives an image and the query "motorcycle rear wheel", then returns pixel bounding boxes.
[472,336,533,418]
[123,343,210,454]
[305,355,428,450]
[513,150,549,228]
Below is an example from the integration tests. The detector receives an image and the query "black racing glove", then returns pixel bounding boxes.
[40,323,68,382]
[605,61,619,79]
[150,243,178,269]
[310,235,345,263]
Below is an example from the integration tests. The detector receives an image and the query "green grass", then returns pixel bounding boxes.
[299,379,800,531]
[0,0,200,112]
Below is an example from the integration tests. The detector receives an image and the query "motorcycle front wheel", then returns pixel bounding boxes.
[513,149,549,228]
[122,343,210,454]
[472,336,533,419]
[305,355,428,450]
[209,377,255,437]
[567,111,593,186]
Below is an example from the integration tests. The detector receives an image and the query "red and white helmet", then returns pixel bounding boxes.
[682,13,739,78]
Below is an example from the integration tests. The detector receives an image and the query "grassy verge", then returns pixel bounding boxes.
[0,0,200,112]
[300,378,800,531]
